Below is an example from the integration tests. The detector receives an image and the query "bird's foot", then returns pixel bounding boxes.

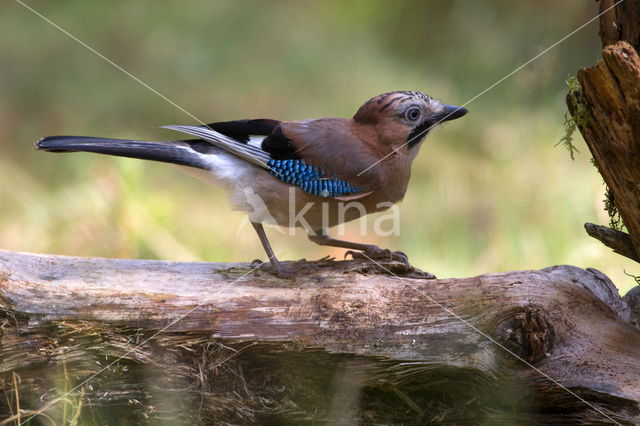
[344,248,436,278]
[309,255,336,266]
[345,246,409,265]
[251,259,318,279]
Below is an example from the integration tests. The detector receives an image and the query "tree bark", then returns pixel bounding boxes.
[570,40,640,261]
[572,1,640,262]
[585,222,640,262]
[0,250,638,424]
[598,0,640,49]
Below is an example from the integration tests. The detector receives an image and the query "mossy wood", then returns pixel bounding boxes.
[569,1,640,263]
[0,250,638,424]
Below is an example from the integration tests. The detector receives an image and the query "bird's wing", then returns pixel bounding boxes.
[205,119,280,146]
[161,119,278,168]
[164,118,377,200]
[271,118,384,200]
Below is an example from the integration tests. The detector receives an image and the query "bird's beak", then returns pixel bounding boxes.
[433,104,468,122]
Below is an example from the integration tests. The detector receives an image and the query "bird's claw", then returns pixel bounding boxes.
[257,260,318,279]
[345,247,410,265]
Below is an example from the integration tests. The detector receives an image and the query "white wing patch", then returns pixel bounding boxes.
[247,135,266,150]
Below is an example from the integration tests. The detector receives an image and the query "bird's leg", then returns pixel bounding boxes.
[252,221,280,265]
[251,221,290,278]
[251,222,315,278]
[307,229,409,265]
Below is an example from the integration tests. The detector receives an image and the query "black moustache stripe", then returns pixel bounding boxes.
[407,121,433,148]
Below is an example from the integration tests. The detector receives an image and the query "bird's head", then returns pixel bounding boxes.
[353,91,467,151]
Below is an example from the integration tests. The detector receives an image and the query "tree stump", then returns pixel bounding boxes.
[571,0,640,263]
[0,250,638,424]
[571,41,640,261]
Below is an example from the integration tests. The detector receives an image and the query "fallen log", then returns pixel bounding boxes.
[0,250,638,424]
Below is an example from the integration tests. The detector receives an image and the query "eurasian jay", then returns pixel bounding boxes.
[36,91,467,277]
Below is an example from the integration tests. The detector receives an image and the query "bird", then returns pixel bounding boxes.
[36,91,467,278]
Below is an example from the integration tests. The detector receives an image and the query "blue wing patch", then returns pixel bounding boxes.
[267,159,360,198]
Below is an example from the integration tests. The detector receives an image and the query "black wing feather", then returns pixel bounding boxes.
[261,126,301,160]
[205,119,280,143]
[205,119,300,160]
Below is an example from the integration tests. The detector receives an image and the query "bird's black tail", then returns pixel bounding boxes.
[36,136,212,170]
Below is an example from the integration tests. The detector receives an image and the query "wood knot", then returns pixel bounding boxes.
[495,307,553,365]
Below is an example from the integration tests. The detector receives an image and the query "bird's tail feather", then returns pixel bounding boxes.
[36,136,211,170]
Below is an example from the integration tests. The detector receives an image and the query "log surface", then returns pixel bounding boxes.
[0,250,639,424]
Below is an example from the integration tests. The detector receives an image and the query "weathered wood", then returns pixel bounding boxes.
[0,250,638,424]
[568,40,640,259]
[585,222,640,262]
[570,2,640,262]
[598,0,640,49]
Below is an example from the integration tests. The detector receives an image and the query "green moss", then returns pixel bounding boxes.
[558,77,627,234]
[556,76,588,160]
[603,186,625,231]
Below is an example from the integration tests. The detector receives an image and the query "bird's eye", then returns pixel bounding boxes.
[405,107,421,121]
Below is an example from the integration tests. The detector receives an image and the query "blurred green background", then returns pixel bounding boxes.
[1,0,637,293]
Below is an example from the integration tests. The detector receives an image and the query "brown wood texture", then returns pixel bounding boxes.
[598,0,640,49]
[0,250,638,423]
[585,222,640,262]
[569,40,640,259]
